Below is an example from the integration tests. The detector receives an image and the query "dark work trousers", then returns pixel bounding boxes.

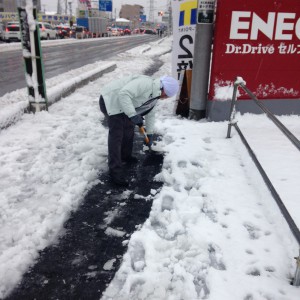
[99,96,135,175]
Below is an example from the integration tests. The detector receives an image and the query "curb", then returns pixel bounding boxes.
[48,63,117,105]
[0,63,117,131]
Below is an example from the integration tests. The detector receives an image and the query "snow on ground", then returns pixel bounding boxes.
[0,37,299,299]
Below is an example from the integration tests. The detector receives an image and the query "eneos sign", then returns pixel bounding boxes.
[209,0,300,100]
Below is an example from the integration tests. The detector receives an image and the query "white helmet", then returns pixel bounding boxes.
[160,76,179,97]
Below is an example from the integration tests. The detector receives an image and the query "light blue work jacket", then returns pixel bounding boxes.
[100,75,161,134]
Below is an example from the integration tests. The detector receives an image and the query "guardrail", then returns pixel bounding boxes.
[227,77,300,286]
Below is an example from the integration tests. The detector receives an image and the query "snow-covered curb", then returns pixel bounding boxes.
[0,62,116,131]
[47,62,116,105]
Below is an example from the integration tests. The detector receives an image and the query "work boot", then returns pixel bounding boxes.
[109,170,129,187]
[122,156,138,165]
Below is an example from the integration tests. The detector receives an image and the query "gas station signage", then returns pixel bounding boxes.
[209,0,300,100]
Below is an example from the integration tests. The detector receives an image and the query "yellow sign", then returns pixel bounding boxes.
[0,12,19,21]
[0,12,72,23]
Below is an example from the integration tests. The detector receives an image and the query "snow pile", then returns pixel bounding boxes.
[0,93,107,297]
[213,80,235,101]
[0,36,299,300]
[102,114,300,300]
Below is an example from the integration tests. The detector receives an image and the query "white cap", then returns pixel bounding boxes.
[160,76,179,97]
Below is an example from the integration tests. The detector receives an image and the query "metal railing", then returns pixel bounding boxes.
[227,77,300,286]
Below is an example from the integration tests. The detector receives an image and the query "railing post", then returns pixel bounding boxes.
[226,76,300,286]
[226,78,240,138]
[294,249,300,286]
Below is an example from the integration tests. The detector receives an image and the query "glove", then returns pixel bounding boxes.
[130,114,143,127]
[145,134,153,147]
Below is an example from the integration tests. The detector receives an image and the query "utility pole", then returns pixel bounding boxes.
[36,0,41,12]
[65,0,68,15]
[68,1,72,16]
[149,0,154,23]
[168,0,172,36]
[68,1,73,26]
[57,0,62,15]
[42,4,46,13]
[189,0,215,120]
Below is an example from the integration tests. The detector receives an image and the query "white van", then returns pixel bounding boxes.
[38,22,57,40]
[2,23,21,42]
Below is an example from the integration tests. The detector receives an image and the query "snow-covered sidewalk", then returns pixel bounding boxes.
[0,37,299,299]
[102,114,300,300]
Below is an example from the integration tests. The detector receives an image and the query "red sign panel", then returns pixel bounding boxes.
[209,0,300,100]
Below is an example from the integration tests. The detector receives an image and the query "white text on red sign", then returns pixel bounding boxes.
[230,11,300,40]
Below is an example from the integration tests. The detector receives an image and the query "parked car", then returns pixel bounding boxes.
[6,21,20,26]
[2,23,21,43]
[55,25,71,39]
[118,28,124,36]
[143,29,156,35]
[38,22,57,40]
[73,26,91,39]
[123,28,131,35]
[111,28,120,36]
[133,28,143,34]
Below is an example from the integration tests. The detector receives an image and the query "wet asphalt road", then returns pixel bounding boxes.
[0,35,157,97]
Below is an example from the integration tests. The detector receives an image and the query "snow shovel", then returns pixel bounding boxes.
[139,126,165,155]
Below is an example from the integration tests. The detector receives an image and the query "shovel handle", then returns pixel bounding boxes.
[139,126,149,144]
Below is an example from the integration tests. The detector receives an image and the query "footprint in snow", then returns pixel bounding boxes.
[191,161,202,167]
[203,137,211,144]
[177,160,187,168]
[246,267,261,276]
[223,207,234,216]
[201,203,218,223]
[265,266,275,272]
[161,195,174,211]
[150,217,183,241]
[245,249,254,255]
[243,222,261,239]
[129,241,146,272]
[208,244,226,270]
[194,275,210,298]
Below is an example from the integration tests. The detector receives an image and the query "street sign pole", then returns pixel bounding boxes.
[189,0,215,120]
[17,0,48,113]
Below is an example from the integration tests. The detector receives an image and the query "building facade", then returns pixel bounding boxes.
[0,0,17,12]
[119,4,144,28]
